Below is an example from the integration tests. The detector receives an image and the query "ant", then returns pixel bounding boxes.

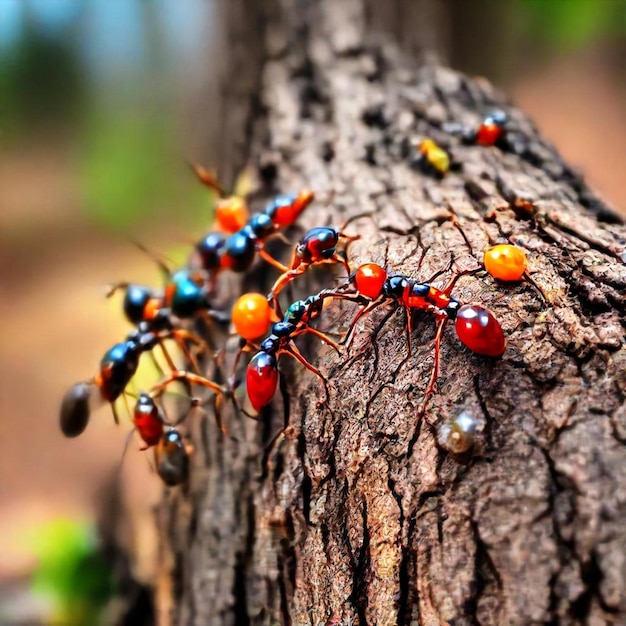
[131,391,212,486]
[59,328,225,438]
[267,226,360,303]
[194,190,315,279]
[336,262,505,412]
[60,331,158,438]
[413,139,459,178]
[109,265,228,326]
[245,290,366,411]
[154,427,189,486]
[444,110,509,148]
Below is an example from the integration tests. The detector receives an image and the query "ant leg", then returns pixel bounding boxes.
[416,316,448,419]
[340,298,386,347]
[268,265,308,300]
[115,429,138,480]
[152,371,225,400]
[111,401,121,425]
[293,326,342,353]
[186,392,227,435]
[405,305,414,358]
[258,247,290,273]
[171,329,210,372]
[121,391,134,424]
[328,252,353,278]
[154,371,228,435]
[132,241,173,283]
[189,162,225,196]
[261,424,297,479]
[149,351,166,377]
[157,339,179,372]
[229,340,256,387]
[105,282,130,298]
[280,344,330,403]
[272,232,292,246]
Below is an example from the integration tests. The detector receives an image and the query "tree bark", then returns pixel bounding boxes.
[156,1,626,624]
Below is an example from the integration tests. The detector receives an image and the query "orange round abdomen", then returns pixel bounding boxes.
[484,244,526,281]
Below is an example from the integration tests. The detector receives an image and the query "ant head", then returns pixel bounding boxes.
[248,213,274,239]
[299,227,339,261]
[136,392,154,409]
[169,271,209,319]
[285,300,307,324]
[122,285,152,325]
[196,232,226,271]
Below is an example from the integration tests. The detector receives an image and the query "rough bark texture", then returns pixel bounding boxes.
[157,1,626,624]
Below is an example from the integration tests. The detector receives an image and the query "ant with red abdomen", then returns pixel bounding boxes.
[192,189,315,280]
[59,327,224,438]
[267,225,360,305]
[245,289,367,411]
[334,261,506,417]
[132,390,212,485]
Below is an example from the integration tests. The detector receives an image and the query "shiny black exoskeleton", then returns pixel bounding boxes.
[264,193,297,220]
[98,332,156,402]
[122,285,153,325]
[155,429,189,486]
[59,382,92,437]
[168,270,210,318]
[196,232,226,271]
[222,230,257,271]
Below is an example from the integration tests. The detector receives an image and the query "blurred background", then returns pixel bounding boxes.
[0,0,624,622]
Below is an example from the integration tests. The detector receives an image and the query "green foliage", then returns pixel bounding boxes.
[0,17,85,140]
[30,519,113,625]
[522,0,625,50]
[80,108,209,233]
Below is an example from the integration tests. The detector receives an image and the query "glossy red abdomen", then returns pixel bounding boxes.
[246,352,279,411]
[484,244,526,281]
[273,190,314,227]
[354,263,387,298]
[476,123,502,146]
[454,304,505,357]
[134,404,164,447]
[216,197,248,233]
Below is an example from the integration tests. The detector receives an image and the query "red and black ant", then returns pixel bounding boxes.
[59,329,225,438]
[130,391,210,486]
[443,110,509,148]
[267,226,360,303]
[245,290,366,411]
[336,262,505,412]
[193,191,315,279]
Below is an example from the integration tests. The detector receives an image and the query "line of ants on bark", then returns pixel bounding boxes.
[61,110,533,486]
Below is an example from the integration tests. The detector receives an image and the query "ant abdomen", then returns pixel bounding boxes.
[59,382,96,438]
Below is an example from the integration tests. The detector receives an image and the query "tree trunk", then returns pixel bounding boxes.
[156,1,626,624]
